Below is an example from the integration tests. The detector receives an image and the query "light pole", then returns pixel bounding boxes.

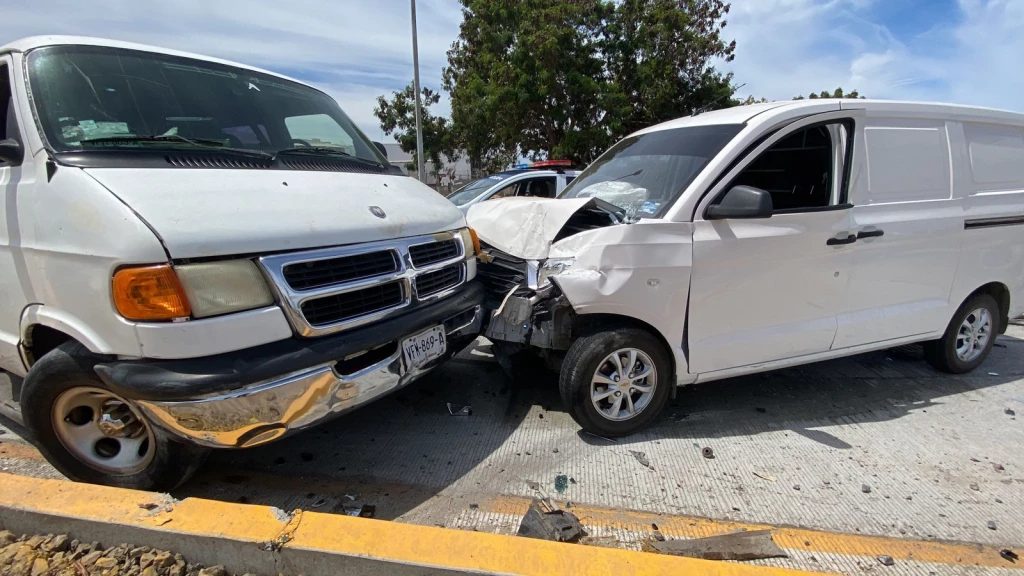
[411,0,426,184]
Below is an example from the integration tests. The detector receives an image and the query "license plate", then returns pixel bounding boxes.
[401,325,447,370]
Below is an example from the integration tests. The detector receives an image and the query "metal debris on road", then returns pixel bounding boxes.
[989,372,1000,376]
[649,529,788,561]
[877,555,895,566]
[516,498,585,543]
[582,431,617,443]
[1007,408,1017,416]
[862,484,872,493]
[701,447,715,459]
[343,504,375,518]
[311,497,327,508]
[993,463,1005,472]
[793,484,801,491]
[988,521,997,530]
[446,403,472,416]
[630,450,654,470]
[753,471,777,482]
[1000,549,1019,562]
[554,475,569,494]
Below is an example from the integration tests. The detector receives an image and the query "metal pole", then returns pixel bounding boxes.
[411,0,426,183]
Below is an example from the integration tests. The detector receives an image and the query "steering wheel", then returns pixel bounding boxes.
[289,138,312,147]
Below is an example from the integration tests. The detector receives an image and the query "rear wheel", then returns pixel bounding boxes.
[559,328,671,437]
[21,341,208,490]
[924,294,1000,374]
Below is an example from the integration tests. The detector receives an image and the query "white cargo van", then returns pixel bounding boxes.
[0,37,483,489]
[469,100,1024,437]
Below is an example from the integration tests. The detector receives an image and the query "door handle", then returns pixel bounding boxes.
[827,234,857,246]
[857,229,884,239]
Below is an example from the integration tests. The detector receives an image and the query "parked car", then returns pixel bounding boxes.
[0,36,484,489]
[447,160,581,214]
[468,100,1024,437]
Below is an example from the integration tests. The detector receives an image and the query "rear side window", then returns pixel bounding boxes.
[963,122,1024,192]
[864,119,951,203]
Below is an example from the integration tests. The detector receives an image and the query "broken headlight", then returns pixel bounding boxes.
[535,257,576,288]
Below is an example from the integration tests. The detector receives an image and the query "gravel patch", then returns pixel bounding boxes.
[0,530,251,576]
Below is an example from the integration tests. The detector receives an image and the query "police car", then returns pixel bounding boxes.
[446,160,581,214]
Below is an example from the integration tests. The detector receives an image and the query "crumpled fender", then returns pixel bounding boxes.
[550,220,694,380]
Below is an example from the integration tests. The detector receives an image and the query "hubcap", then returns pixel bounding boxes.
[52,387,155,475]
[955,307,992,363]
[590,348,657,422]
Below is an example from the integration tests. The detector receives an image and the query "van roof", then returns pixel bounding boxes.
[637,99,1024,136]
[0,35,304,87]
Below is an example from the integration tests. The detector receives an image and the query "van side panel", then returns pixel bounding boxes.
[833,117,963,349]
[949,121,1024,319]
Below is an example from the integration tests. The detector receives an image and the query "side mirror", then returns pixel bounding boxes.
[706,185,773,220]
[372,141,388,159]
[0,139,23,165]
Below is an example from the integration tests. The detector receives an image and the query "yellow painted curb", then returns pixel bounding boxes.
[484,495,1021,570]
[0,473,823,576]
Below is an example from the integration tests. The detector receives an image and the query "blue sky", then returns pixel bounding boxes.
[3,0,1021,142]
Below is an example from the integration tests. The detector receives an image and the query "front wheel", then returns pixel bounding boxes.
[924,294,1000,374]
[21,342,208,490]
[559,328,671,437]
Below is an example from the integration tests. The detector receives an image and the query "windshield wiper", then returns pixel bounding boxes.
[272,146,383,166]
[80,135,272,158]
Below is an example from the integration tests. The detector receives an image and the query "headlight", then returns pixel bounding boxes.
[174,260,274,319]
[537,257,576,288]
[458,227,480,256]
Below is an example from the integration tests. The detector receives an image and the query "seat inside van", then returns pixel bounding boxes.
[732,126,833,211]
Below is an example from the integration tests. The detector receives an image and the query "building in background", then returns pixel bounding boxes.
[383,143,472,192]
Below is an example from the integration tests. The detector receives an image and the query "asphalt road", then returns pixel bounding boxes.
[2,323,1022,575]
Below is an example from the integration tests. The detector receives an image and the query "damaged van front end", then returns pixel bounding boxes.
[468,197,694,392]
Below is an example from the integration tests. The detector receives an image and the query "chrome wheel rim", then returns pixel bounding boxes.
[590,348,657,421]
[956,307,992,362]
[52,387,155,475]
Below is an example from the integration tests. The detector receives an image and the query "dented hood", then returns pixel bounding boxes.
[466,197,605,260]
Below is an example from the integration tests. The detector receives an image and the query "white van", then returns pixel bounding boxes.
[0,37,483,489]
[469,100,1024,437]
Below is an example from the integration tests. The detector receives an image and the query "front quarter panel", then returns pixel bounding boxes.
[550,220,694,381]
[18,164,168,357]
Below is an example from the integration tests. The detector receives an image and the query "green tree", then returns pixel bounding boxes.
[793,87,865,100]
[443,0,612,165]
[373,83,456,186]
[603,0,736,137]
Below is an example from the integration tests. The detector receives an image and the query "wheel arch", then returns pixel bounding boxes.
[965,282,1011,334]
[20,305,115,368]
[572,313,678,385]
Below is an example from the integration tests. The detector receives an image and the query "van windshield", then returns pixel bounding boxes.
[559,124,743,218]
[25,45,387,166]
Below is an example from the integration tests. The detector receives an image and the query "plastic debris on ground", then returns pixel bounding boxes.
[446,403,472,416]
[877,555,895,566]
[630,450,654,470]
[516,498,585,543]
[554,475,569,494]
[648,529,789,561]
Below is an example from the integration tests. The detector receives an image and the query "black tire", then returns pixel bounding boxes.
[924,294,1001,374]
[21,341,208,490]
[559,328,672,437]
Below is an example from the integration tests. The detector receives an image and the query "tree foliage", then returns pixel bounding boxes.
[793,87,865,100]
[441,0,737,165]
[373,84,456,183]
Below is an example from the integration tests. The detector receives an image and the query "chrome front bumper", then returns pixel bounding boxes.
[134,306,483,448]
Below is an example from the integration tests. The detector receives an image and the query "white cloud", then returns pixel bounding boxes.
[2,0,1021,143]
[724,0,1024,111]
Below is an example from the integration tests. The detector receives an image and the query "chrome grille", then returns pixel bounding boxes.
[415,264,462,297]
[260,231,469,337]
[300,282,404,326]
[409,239,460,267]
[283,250,398,291]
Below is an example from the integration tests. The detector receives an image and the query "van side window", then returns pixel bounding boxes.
[0,64,13,146]
[729,123,849,212]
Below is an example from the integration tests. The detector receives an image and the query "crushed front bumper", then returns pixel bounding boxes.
[94,283,484,448]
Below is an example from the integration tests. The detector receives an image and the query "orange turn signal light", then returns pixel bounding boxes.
[112,264,191,321]
[468,227,482,255]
